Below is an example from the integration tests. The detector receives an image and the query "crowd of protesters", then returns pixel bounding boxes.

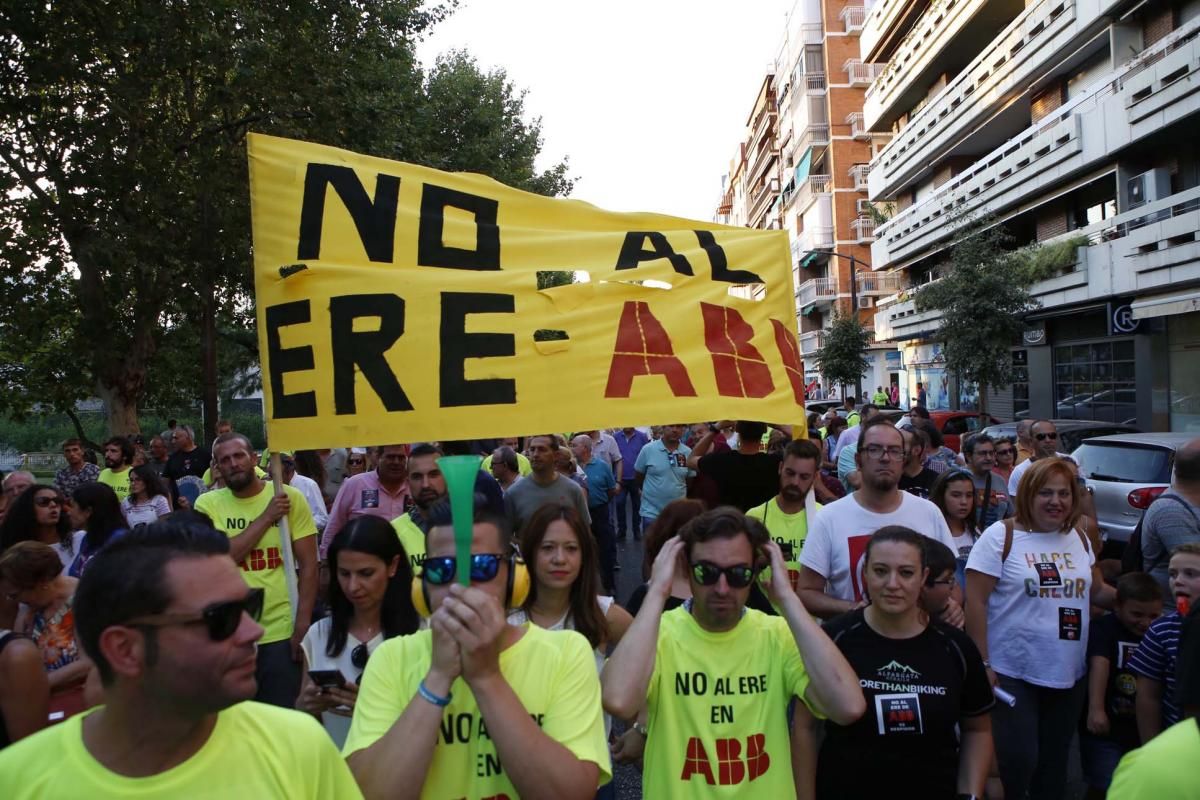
[0,414,1197,799]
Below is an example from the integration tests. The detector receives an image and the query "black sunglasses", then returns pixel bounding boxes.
[1034,432,1058,441]
[126,587,265,641]
[34,496,62,508]
[351,642,370,684]
[690,561,755,588]
[420,554,507,586]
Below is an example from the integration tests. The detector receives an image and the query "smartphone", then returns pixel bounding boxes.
[308,669,347,689]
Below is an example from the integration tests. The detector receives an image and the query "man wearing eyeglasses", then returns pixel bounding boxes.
[797,418,959,620]
[195,433,319,709]
[0,521,362,798]
[346,505,611,799]
[963,433,1015,528]
[1007,420,1069,496]
[602,507,865,797]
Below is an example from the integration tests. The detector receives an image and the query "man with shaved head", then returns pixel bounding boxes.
[1141,438,1200,599]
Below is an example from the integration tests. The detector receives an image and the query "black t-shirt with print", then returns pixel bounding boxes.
[1084,613,1144,749]
[818,609,994,798]
[165,447,210,482]
[898,468,939,499]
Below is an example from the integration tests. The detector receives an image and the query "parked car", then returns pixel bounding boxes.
[1071,432,1196,547]
[804,399,845,417]
[923,412,1002,453]
[980,420,1140,455]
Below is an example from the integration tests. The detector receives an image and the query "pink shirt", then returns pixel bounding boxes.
[320,471,411,558]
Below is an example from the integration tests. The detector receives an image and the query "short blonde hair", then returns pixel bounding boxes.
[1014,457,1083,533]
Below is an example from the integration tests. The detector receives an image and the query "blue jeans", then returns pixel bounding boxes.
[1079,731,1131,790]
[616,478,641,538]
[993,674,1086,800]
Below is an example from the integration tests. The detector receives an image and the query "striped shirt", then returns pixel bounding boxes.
[1129,611,1183,727]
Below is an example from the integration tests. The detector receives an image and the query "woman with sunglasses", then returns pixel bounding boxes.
[344,448,369,478]
[803,526,993,799]
[930,469,981,588]
[0,486,77,567]
[993,437,1017,484]
[297,516,419,747]
[120,465,172,528]
[65,483,129,579]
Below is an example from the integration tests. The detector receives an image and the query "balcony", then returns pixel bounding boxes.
[862,0,930,63]
[797,277,838,309]
[800,224,835,255]
[845,59,885,87]
[852,216,877,243]
[799,329,828,357]
[842,5,868,32]
[850,164,870,191]
[748,176,781,223]
[857,270,905,295]
[750,105,777,151]
[747,142,778,183]
[794,174,832,213]
[847,112,870,140]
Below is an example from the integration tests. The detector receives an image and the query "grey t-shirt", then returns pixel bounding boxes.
[504,473,591,535]
[972,470,1014,528]
[1140,491,1200,597]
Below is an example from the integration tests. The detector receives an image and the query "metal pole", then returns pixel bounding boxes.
[849,253,862,402]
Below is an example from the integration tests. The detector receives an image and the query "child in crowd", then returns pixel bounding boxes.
[1080,572,1163,798]
[1129,543,1200,745]
[919,538,962,625]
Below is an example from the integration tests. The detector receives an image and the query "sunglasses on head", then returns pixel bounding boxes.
[691,561,756,588]
[1034,432,1058,441]
[420,554,507,586]
[126,587,265,642]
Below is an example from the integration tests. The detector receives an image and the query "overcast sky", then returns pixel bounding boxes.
[416,0,796,222]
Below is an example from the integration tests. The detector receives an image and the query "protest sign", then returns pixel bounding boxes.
[248,133,806,449]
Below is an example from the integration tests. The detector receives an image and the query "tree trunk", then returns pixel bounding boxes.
[200,288,219,449]
[979,382,990,422]
[96,379,142,436]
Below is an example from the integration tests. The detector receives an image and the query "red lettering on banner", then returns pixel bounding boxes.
[604,301,697,398]
[746,732,770,780]
[680,737,716,784]
[700,303,774,398]
[770,319,806,404]
[715,737,746,786]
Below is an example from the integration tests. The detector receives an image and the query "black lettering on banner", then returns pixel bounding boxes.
[329,294,413,414]
[694,230,763,284]
[265,301,318,419]
[418,184,501,271]
[614,232,694,276]
[297,164,400,263]
[439,292,516,408]
[711,705,735,724]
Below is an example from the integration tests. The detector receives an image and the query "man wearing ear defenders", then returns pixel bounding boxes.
[345,503,611,799]
[601,507,866,797]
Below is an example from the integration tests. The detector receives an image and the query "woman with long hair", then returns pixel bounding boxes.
[804,526,994,799]
[297,516,419,747]
[66,483,129,578]
[930,469,981,586]
[0,486,76,566]
[120,465,172,528]
[965,457,1115,800]
[626,499,707,616]
[293,450,328,502]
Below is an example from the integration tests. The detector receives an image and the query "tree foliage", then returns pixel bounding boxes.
[0,2,571,438]
[814,312,871,394]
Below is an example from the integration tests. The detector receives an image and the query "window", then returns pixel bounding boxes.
[1012,349,1030,418]
[1074,442,1172,484]
[1053,340,1136,424]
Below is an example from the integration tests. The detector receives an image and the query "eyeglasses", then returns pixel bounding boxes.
[34,496,62,508]
[347,459,365,465]
[1034,432,1058,441]
[996,449,1014,457]
[863,444,905,460]
[125,588,265,641]
[974,450,996,459]
[690,561,755,588]
[420,554,507,586]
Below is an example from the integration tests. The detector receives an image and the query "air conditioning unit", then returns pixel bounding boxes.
[1127,168,1171,209]
[857,296,875,310]
[856,199,872,213]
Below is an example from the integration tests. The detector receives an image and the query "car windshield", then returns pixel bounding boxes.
[1073,442,1173,484]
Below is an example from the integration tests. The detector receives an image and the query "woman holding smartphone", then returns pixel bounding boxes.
[297,516,420,746]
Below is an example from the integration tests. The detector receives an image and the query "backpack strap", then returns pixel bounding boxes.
[1001,518,1015,563]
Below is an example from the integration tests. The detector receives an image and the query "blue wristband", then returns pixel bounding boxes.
[418,680,452,707]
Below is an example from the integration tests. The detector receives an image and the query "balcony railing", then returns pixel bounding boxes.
[749,177,780,220]
[842,5,867,32]
[856,270,904,295]
[800,225,835,254]
[797,277,838,308]
[799,329,827,356]
[804,72,827,93]
[850,164,870,191]
[845,59,885,86]
[795,174,832,212]
[747,142,778,183]
[795,123,830,158]
[851,216,877,242]
[846,112,869,140]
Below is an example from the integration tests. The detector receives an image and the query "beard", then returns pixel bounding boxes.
[863,470,899,493]
[225,468,256,492]
[105,456,121,469]
[780,485,806,503]
[416,490,444,510]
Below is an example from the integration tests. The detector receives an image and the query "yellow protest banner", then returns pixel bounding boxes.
[248,133,807,450]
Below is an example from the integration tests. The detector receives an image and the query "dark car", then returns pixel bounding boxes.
[980,419,1141,455]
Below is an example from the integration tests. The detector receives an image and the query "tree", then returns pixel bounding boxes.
[813,312,871,399]
[912,211,1085,417]
[0,2,571,441]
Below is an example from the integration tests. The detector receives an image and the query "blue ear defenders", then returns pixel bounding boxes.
[411,547,530,618]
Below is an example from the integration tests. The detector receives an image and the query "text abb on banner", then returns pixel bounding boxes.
[247,133,806,450]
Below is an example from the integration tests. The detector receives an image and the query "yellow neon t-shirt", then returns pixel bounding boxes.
[389,513,426,571]
[97,467,131,502]
[0,701,363,799]
[344,624,611,797]
[481,452,533,476]
[201,465,266,486]
[644,607,818,798]
[194,484,316,644]
[746,497,820,591]
[1109,717,1200,799]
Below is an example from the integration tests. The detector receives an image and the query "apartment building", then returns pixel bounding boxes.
[861,0,1200,430]
[717,0,900,397]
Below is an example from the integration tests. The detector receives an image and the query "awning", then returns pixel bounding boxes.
[801,303,816,316]
[1131,288,1200,320]
[799,251,819,269]
[795,148,812,184]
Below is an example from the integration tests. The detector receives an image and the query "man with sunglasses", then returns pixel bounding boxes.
[195,433,319,709]
[1007,420,1069,496]
[602,507,865,797]
[346,504,611,799]
[0,521,362,798]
